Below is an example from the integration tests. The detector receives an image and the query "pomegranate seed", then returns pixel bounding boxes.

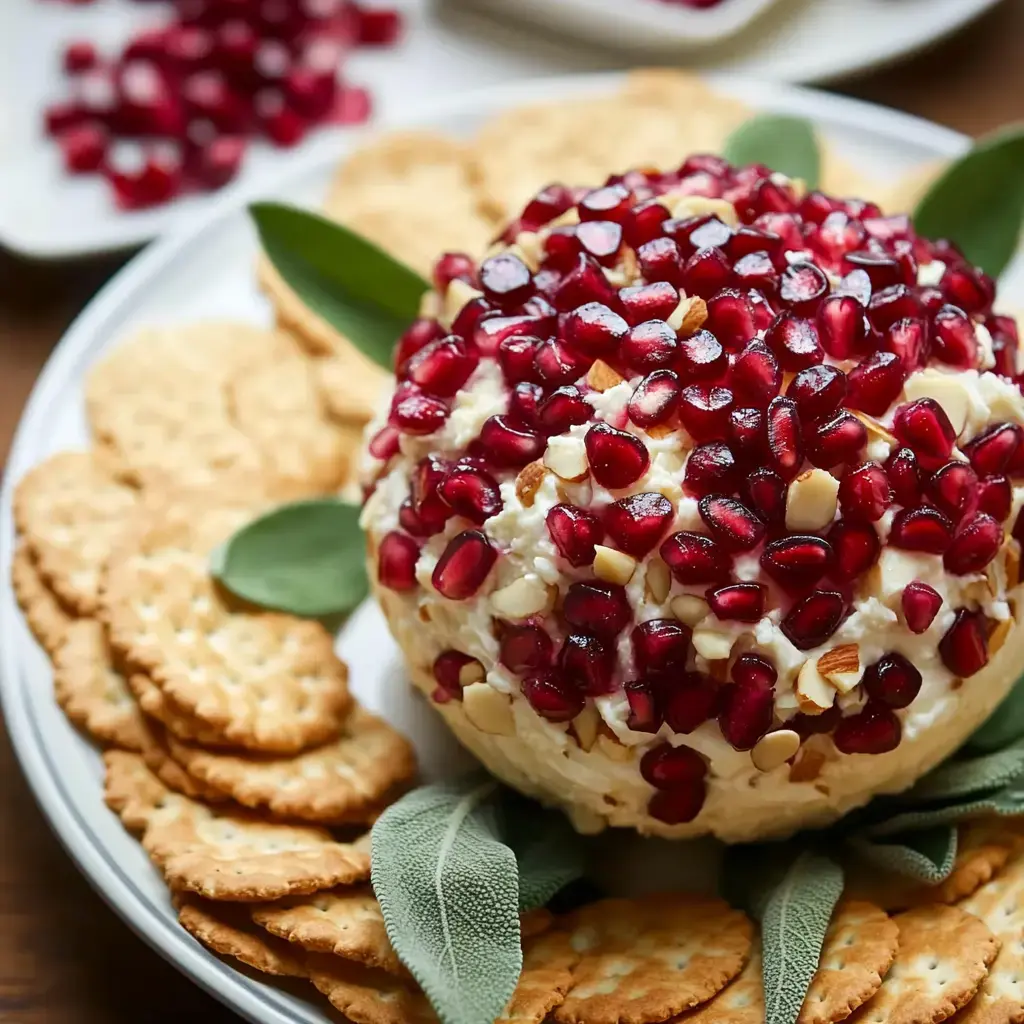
[755,211,804,251]
[732,653,778,690]
[188,134,246,190]
[59,123,108,173]
[884,447,923,507]
[965,424,1022,476]
[817,294,870,361]
[847,352,906,417]
[760,535,833,590]
[732,340,781,408]
[432,650,477,703]
[684,442,739,498]
[585,423,650,489]
[546,504,602,567]
[889,506,955,554]
[944,513,1002,575]
[357,7,403,44]
[433,253,476,295]
[431,530,496,600]
[497,335,539,385]
[883,318,929,372]
[478,415,544,468]
[660,531,730,584]
[368,426,400,461]
[389,383,449,436]
[808,213,866,266]
[928,462,979,522]
[619,281,679,326]
[562,302,628,357]
[537,386,591,435]
[728,228,779,261]
[678,329,727,379]
[704,289,756,351]
[843,249,902,288]
[677,384,733,442]
[378,531,420,591]
[623,198,671,248]
[728,407,765,463]
[638,238,683,286]
[622,320,679,371]
[868,285,920,332]
[579,184,631,223]
[939,609,989,677]
[64,41,99,77]
[902,581,942,634]
[779,262,828,315]
[932,305,978,368]
[744,467,787,524]
[781,590,846,650]
[827,520,881,582]
[257,92,306,147]
[563,581,631,637]
[765,312,824,371]
[479,253,533,305]
[534,337,588,386]
[719,656,775,750]
[893,399,957,468]
[839,462,892,523]
[604,493,674,557]
[706,583,765,622]
[438,465,502,525]
[766,396,804,481]
[675,214,731,254]
[521,670,584,723]
[807,412,867,470]
[663,673,718,734]
[978,475,1012,521]
[734,251,780,294]
[624,679,663,733]
[787,364,847,420]
[791,705,842,739]
[577,220,623,266]
[632,618,692,678]
[553,254,618,311]
[520,184,575,232]
[863,653,922,710]
[941,266,994,316]
[395,319,444,370]
[559,633,615,695]
[476,313,554,357]
[748,289,778,333]
[640,743,708,789]
[506,383,542,428]
[833,704,902,755]
[681,247,732,298]
[500,624,553,674]
[648,782,707,825]
[628,371,681,429]
[988,315,1020,378]
[406,335,476,397]
[698,496,765,552]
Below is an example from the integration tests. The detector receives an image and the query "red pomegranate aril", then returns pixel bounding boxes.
[681,246,733,299]
[389,383,449,436]
[893,398,957,468]
[863,652,921,709]
[432,252,476,295]
[728,407,765,463]
[868,285,920,332]
[736,177,797,222]
[807,412,867,470]
[933,305,978,369]
[733,251,780,294]
[638,237,684,285]
[553,253,618,311]
[559,633,615,695]
[748,288,778,333]
[632,618,692,678]
[64,40,99,75]
[755,211,804,252]
[500,624,553,674]
[884,318,930,372]
[884,447,923,507]
[780,261,829,315]
[944,513,1002,575]
[431,530,496,600]
[406,335,476,398]
[59,123,108,173]
[497,335,540,385]
[283,66,336,120]
[833,704,901,755]
[939,609,989,677]
[790,704,842,739]
[977,475,1012,521]
[431,650,476,702]
[188,133,246,190]
[577,220,623,266]
[648,781,707,825]
[368,425,400,462]
[940,265,995,316]
[989,315,1020,378]
[718,674,774,750]
[660,532,730,584]
[585,423,650,489]
[604,493,675,557]
[704,289,756,352]
[476,312,553,357]
[766,396,804,481]
[478,415,544,468]
[479,253,533,305]
[640,742,708,790]
[817,294,870,360]
[579,183,631,223]
[928,462,979,522]
[841,249,902,288]
[546,504,602,567]
[678,329,727,379]
[728,227,780,261]
[902,580,942,634]
[732,652,778,690]
[624,679,662,733]
[731,340,781,409]
[684,441,740,498]
[847,352,906,417]
[837,269,871,306]
[622,319,679,371]
[706,582,766,623]
[356,6,402,44]
[45,101,87,138]
[760,535,833,590]
[965,423,1022,476]
[744,467,787,524]
[562,302,629,357]
[839,462,892,523]
[677,384,733,442]
[698,495,765,552]
[663,673,718,734]
[563,580,632,638]
[538,386,591,435]
[438,465,502,525]
[680,214,732,254]
[521,670,584,723]
[520,183,575,232]
[395,318,444,370]
[781,590,846,650]
[765,312,824,371]
[628,371,681,429]
[377,531,420,591]
[257,93,306,147]
[623,198,671,248]
[828,519,881,582]
[889,506,955,554]
[619,281,679,326]
[787,364,848,420]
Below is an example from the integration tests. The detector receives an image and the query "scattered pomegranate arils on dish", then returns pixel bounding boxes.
[619,281,679,325]
[558,632,615,695]
[520,183,575,233]
[941,265,995,316]
[672,213,731,255]
[706,582,766,622]
[546,504,603,567]
[405,335,477,397]
[632,619,692,678]
[432,252,476,296]
[703,289,756,351]
[827,519,881,582]
[733,251,779,294]
[964,423,1022,476]
[817,294,870,359]
[579,183,631,223]
[534,337,589,386]
[977,475,1012,520]
[576,220,623,266]
[728,227,779,262]
[676,384,734,442]
[584,423,650,489]
[431,530,496,600]
[537,386,591,435]
[640,742,708,790]
[508,381,544,428]
[760,535,833,590]
[902,580,943,634]
[932,305,979,368]
[681,246,733,298]
[744,467,787,524]
[628,370,681,429]
[623,198,671,249]
[389,383,449,436]
[884,317,930,371]
[884,447,923,507]
[765,396,804,481]
[604,493,675,557]
[660,531,730,584]
[787,364,848,420]
[841,248,901,287]
[863,652,922,709]
[395,319,445,371]
[892,398,957,468]
[624,679,662,734]
[838,462,892,523]
[648,782,707,825]
[497,335,540,385]
[780,261,829,316]
[478,415,544,468]
[889,506,955,554]
[847,351,906,417]
[637,237,684,285]
[438,464,502,525]
[479,253,533,305]
[927,461,979,522]
[500,624,553,674]
[698,495,765,551]
[563,580,632,638]
[552,253,618,311]
[807,412,867,470]
[728,407,766,463]
[940,609,989,677]
[868,285,921,332]
[622,320,679,371]
[781,589,846,650]
[684,441,740,498]
[678,329,728,379]
[944,513,1002,575]
[765,312,824,371]
[718,670,774,750]
[563,302,629,356]
[59,122,109,173]
[377,531,420,591]
[521,670,584,723]
[732,340,781,408]
[663,673,718,734]
[833,704,902,755]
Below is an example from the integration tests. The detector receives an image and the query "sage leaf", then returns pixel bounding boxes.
[371,776,523,1024]
[847,826,957,884]
[758,851,843,1024]
[907,741,1024,803]
[969,677,1024,753]
[502,795,586,910]
[865,781,1024,838]
[913,125,1024,278]
[210,499,367,617]
[250,201,429,370]
[723,115,820,189]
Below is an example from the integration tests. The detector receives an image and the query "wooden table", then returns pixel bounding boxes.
[3,5,1024,1018]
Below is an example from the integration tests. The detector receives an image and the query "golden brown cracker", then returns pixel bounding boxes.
[126,672,229,748]
[683,943,764,1024]
[498,929,578,1024]
[12,541,73,657]
[103,749,171,834]
[308,955,438,1024]
[800,901,900,1024]
[846,904,998,1024]
[309,350,389,427]
[136,716,227,803]
[165,706,416,824]
[53,619,145,752]
[554,894,753,1024]
[13,450,137,615]
[520,907,555,940]
[176,895,307,978]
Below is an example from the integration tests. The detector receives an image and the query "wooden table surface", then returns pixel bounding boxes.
[3,5,1024,1019]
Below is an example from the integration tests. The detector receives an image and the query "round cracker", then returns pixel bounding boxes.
[308,956,437,1024]
[103,750,172,834]
[12,541,73,657]
[127,673,229,748]
[683,943,764,1024]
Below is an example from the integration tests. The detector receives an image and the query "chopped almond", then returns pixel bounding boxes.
[816,644,862,694]
[667,295,708,335]
[645,559,671,604]
[989,617,1014,655]
[587,359,625,392]
[593,545,637,586]
[515,460,547,508]
[796,659,837,713]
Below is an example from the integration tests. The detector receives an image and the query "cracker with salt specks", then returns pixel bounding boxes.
[103,749,172,834]
[104,494,350,754]
[137,716,227,803]
[127,673,228,748]
[13,450,138,616]
[53,619,145,752]
[308,956,438,1024]
[845,904,998,1024]
[12,541,73,657]
[176,895,307,978]
[165,706,416,825]
[957,854,1024,1024]
[799,901,900,1024]
[553,893,753,1024]
[683,943,764,1024]
[498,929,579,1024]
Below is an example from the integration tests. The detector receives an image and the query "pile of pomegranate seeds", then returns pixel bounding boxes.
[42,0,400,209]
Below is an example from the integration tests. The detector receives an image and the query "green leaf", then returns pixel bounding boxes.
[250,201,429,369]
[722,115,820,189]
[913,125,1024,278]
[210,499,368,617]
[371,777,523,1024]
[864,781,1024,838]
[907,741,1024,803]
[847,826,958,884]
[757,851,843,1024]
[969,676,1024,753]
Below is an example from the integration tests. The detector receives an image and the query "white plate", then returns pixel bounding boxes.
[0,72,1017,1024]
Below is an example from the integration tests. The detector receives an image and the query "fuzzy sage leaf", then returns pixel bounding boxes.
[906,741,1024,803]
[864,781,1024,838]
[210,499,367,617]
[969,677,1024,753]
[723,115,820,189]
[250,201,429,369]
[847,826,958,884]
[913,125,1024,278]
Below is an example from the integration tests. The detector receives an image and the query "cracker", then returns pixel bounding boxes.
[553,894,753,1024]
[103,749,172,834]
[800,901,900,1024]
[845,904,998,1024]
[499,929,579,1024]
[683,942,764,1024]
[142,790,371,902]
[307,956,437,1024]
[126,672,228,748]
[12,541,73,657]
[137,716,227,803]
[104,495,350,754]
[13,450,138,615]
[310,349,389,427]
[165,706,416,824]
[521,907,555,940]
[176,895,307,978]
[53,619,145,752]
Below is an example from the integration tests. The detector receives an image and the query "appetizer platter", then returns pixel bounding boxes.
[6,69,1024,1024]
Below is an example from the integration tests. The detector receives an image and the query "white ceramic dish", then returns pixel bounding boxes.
[1,72,1019,1024]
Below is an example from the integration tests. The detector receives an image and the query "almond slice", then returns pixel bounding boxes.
[490,576,553,618]
[587,359,625,393]
[989,617,1014,655]
[789,746,826,783]
[645,559,671,604]
[786,468,840,532]
[692,626,734,662]
[515,460,547,508]
[462,683,515,736]
[671,594,710,627]
[816,644,862,694]
[796,659,837,714]
[593,545,637,586]
[667,295,708,334]
[543,436,589,481]
[851,411,896,444]
[572,704,601,752]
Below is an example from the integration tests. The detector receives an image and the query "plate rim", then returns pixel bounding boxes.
[0,70,970,1024]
